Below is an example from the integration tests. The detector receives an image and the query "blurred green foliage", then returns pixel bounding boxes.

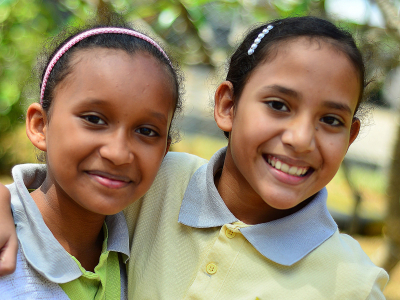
[0,0,399,175]
[0,0,70,173]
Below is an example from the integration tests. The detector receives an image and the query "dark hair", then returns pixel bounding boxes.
[224,16,365,137]
[37,13,182,142]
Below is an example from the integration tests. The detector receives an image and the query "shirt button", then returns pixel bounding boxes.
[225,228,236,239]
[206,263,217,275]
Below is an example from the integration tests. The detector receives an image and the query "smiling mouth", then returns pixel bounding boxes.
[265,155,312,177]
[86,171,132,189]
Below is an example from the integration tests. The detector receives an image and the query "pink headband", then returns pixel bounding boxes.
[40,27,171,104]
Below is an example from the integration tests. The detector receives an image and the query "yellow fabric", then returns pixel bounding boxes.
[123,152,388,300]
[60,225,121,300]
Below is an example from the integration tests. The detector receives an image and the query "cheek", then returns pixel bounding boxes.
[134,144,167,195]
[141,139,169,168]
[46,122,94,162]
[232,106,261,140]
[321,135,349,169]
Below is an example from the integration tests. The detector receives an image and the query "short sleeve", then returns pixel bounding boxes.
[365,268,389,300]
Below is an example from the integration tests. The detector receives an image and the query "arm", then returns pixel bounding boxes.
[0,183,17,276]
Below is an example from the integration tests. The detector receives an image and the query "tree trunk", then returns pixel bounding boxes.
[381,120,400,272]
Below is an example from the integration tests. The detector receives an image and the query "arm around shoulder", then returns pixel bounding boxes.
[0,183,17,276]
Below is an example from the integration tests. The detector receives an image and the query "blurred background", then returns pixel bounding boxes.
[1,0,400,297]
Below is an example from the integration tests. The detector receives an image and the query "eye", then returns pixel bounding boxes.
[136,127,158,137]
[320,116,344,127]
[82,115,106,125]
[266,100,289,112]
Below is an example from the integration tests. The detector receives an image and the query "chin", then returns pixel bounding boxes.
[84,202,127,216]
[261,192,308,211]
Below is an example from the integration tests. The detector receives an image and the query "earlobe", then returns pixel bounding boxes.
[348,117,361,147]
[26,103,48,151]
[214,81,235,133]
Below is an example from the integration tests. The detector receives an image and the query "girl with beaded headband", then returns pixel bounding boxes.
[0,13,188,299]
[0,15,389,299]
[121,15,387,299]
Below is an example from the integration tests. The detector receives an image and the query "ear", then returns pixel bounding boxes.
[214,81,235,133]
[26,103,48,152]
[348,117,360,148]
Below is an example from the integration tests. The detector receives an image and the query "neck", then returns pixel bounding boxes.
[216,147,307,224]
[30,176,105,272]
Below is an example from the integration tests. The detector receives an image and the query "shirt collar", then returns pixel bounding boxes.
[179,147,337,266]
[9,163,130,283]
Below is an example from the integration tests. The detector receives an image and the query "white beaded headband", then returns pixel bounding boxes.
[40,27,171,104]
[248,24,274,55]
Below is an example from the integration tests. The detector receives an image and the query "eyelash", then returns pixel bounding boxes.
[266,101,345,127]
[320,116,344,127]
[81,114,160,137]
[82,114,106,125]
[266,100,289,112]
[135,127,159,137]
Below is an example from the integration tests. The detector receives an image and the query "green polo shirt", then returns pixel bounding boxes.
[60,224,122,300]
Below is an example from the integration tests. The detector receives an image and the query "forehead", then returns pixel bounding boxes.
[52,48,175,121]
[255,36,359,83]
[68,47,172,84]
[242,37,361,112]
[57,47,174,98]
[263,36,359,75]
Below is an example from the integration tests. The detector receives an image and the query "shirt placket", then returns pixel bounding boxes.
[183,223,246,300]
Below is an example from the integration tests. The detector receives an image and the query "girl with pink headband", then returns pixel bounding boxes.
[0,14,192,299]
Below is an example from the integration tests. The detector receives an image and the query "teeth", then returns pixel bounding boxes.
[281,163,289,173]
[289,166,297,175]
[267,156,309,177]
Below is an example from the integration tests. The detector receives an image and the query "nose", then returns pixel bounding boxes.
[98,131,134,165]
[281,116,316,153]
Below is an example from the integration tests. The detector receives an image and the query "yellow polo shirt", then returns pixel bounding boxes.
[123,149,388,300]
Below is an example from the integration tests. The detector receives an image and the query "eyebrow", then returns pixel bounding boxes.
[263,84,353,115]
[149,111,168,125]
[321,101,352,115]
[77,98,169,124]
[263,85,300,98]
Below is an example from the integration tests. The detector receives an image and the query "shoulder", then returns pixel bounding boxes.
[159,151,208,174]
[308,230,388,299]
[151,152,208,190]
[11,164,47,190]
[320,231,379,266]
[153,151,207,189]
[123,152,207,235]
[0,245,68,299]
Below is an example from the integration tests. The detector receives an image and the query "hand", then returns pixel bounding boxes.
[0,184,17,276]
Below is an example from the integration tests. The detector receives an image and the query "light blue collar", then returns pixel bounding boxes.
[9,163,130,283]
[179,147,337,266]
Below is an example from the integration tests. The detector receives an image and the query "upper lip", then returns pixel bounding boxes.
[86,170,132,182]
[263,154,313,169]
